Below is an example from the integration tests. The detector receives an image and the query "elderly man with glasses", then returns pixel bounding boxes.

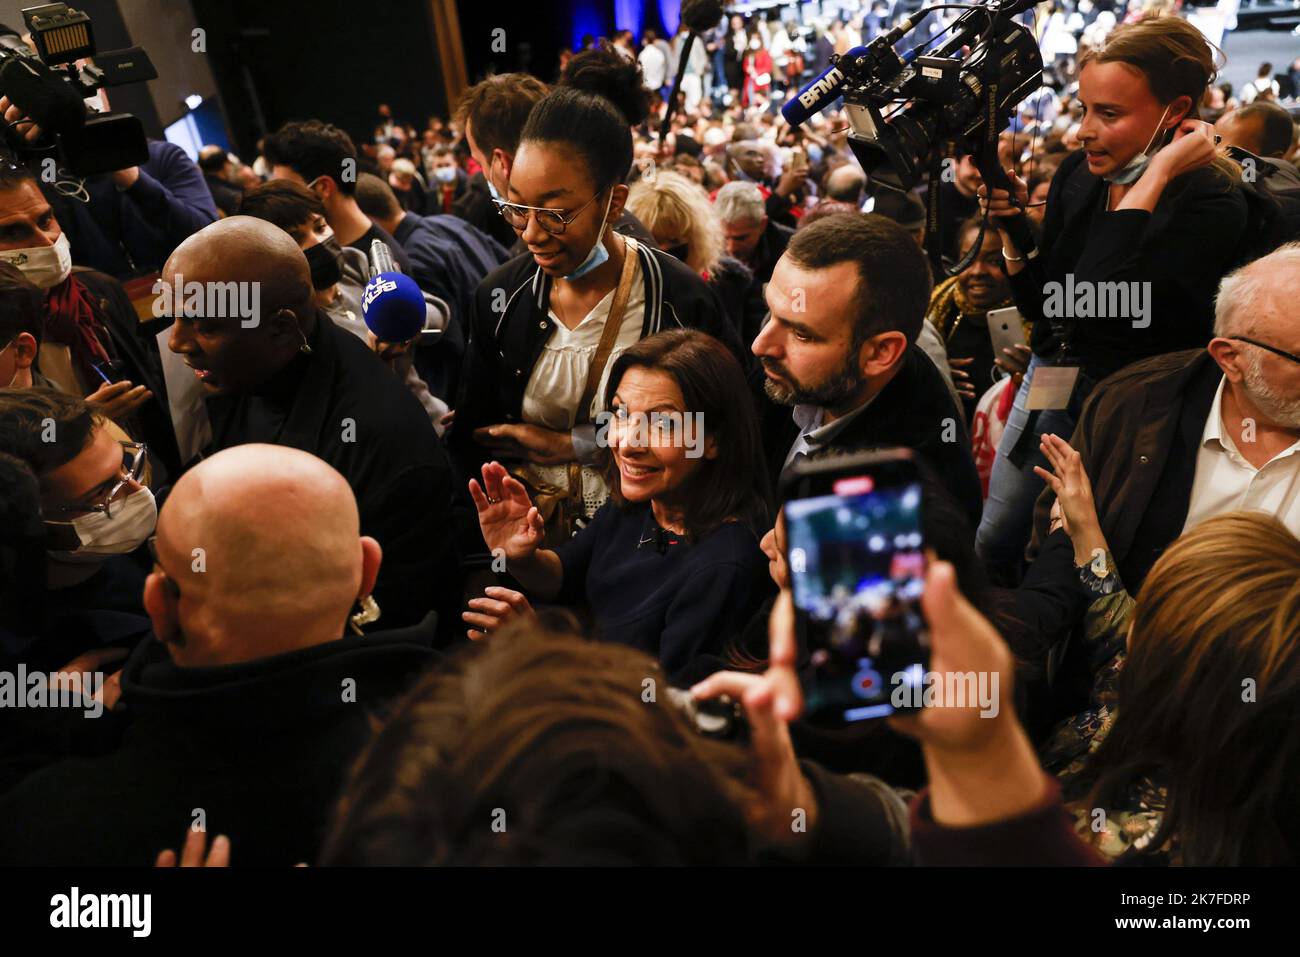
[1008,241,1300,684]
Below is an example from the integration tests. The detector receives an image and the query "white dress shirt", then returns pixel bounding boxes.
[1181,376,1300,536]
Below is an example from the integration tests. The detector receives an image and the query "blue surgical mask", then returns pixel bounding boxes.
[561,190,615,281]
[1103,105,1172,185]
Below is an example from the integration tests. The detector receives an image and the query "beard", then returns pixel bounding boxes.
[1241,352,1300,430]
[761,353,866,410]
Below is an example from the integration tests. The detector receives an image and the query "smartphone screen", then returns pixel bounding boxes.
[784,459,929,724]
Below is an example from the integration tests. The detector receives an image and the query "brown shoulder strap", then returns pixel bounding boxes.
[574,236,638,426]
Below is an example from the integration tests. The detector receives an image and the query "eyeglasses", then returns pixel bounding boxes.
[46,442,148,519]
[492,185,608,235]
[1229,336,1300,367]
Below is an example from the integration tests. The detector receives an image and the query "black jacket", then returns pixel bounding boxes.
[452,171,519,250]
[1013,349,1223,661]
[748,219,793,285]
[761,345,984,528]
[709,255,768,347]
[0,618,438,866]
[1015,149,1248,382]
[450,240,747,478]
[204,313,461,636]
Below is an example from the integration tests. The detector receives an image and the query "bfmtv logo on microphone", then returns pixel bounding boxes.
[798,66,844,110]
[362,277,398,310]
[361,271,426,343]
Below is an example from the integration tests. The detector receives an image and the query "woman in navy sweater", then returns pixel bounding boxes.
[466,329,773,679]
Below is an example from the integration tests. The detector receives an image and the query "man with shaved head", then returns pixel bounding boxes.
[0,445,438,866]
[164,216,461,636]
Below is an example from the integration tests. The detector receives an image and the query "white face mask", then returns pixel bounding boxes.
[1,233,72,289]
[434,166,457,183]
[47,486,157,565]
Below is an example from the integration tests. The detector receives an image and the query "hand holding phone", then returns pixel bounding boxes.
[780,449,929,725]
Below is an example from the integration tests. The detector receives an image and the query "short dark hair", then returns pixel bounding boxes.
[198,147,229,173]
[0,387,97,477]
[237,180,325,238]
[262,120,359,195]
[454,73,549,159]
[0,262,43,348]
[603,329,771,539]
[321,626,758,865]
[519,87,634,191]
[353,172,403,221]
[1235,101,1297,158]
[784,212,934,347]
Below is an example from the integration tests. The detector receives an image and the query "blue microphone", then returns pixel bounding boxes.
[781,46,866,126]
[361,239,425,343]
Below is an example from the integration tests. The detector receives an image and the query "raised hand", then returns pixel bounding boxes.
[467,460,544,561]
[1032,433,1102,544]
[1149,118,1217,182]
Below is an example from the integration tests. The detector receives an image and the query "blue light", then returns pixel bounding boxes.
[658,0,681,35]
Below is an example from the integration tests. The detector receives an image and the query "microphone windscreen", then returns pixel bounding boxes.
[361,271,426,343]
[681,0,725,34]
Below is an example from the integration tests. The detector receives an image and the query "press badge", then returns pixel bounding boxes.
[1026,366,1081,411]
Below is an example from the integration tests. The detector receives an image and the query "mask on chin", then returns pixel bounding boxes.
[1102,105,1173,185]
[561,190,615,282]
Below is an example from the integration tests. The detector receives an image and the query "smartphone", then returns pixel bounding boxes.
[780,449,929,725]
[91,358,127,386]
[791,147,808,172]
[987,306,1026,368]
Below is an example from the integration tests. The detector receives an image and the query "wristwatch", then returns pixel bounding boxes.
[1077,549,1122,596]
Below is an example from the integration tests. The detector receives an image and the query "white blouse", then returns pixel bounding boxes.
[519,236,647,516]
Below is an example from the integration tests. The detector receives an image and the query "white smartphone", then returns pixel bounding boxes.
[987,306,1026,363]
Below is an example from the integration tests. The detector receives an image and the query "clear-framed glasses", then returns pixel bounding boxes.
[492,185,608,235]
[46,442,148,520]
[1230,336,1300,367]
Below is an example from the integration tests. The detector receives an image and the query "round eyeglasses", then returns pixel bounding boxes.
[491,185,609,235]
[46,442,148,520]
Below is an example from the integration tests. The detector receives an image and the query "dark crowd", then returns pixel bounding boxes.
[1,3,1299,869]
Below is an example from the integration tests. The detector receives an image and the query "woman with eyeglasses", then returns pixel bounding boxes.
[450,86,746,558]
